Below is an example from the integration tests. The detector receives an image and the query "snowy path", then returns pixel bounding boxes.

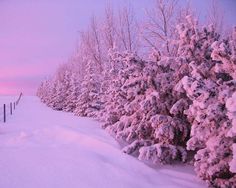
[0,96,206,188]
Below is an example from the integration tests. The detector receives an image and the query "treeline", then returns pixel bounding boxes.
[37,1,236,187]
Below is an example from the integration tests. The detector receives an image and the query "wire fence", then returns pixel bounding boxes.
[0,93,23,123]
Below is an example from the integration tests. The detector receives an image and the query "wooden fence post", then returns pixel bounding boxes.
[3,104,6,123]
[10,102,12,115]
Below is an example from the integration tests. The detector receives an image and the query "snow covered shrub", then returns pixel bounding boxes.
[176,17,236,186]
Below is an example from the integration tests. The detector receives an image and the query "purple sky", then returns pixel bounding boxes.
[0,0,236,95]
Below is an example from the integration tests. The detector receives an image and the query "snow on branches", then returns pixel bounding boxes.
[99,51,191,164]
[175,17,236,187]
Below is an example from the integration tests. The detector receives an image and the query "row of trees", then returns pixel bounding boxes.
[37,1,236,187]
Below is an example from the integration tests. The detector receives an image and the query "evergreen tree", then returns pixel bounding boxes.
[74,60,101,117]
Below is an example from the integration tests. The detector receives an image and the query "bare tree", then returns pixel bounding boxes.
[116,6,140,52]
[176,0,193,23]
[207,0,225,35]
[103,6,117,51]
[90,16,103,69]
[79,16,103,73]
[142,0,178,56]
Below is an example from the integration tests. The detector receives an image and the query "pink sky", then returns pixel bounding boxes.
[0,0,235,95]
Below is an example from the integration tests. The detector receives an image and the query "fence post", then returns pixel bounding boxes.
[3,104,6,123]
[10,102,12,115]
[16,92,22,106]
[14,102,15,110]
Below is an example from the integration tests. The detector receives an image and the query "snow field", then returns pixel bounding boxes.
[0,96,206,188]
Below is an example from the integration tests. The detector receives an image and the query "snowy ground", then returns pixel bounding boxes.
[0,96,206,188]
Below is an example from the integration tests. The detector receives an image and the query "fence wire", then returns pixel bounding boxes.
[0,93,22,123]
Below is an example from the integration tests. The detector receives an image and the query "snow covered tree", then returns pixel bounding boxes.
[100,51,134,127]
[226,92,236,174]
[103,52,146,131]
[37,62,80,112]
[63,72,81,112]
[50,66,72,111]
[36,4,236,186]
[37,79,52,104]
[96,47,124,120]
[100,46,191,164]
[122,56,191,164]
[74,59,101,117]
[174,17,236,186]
